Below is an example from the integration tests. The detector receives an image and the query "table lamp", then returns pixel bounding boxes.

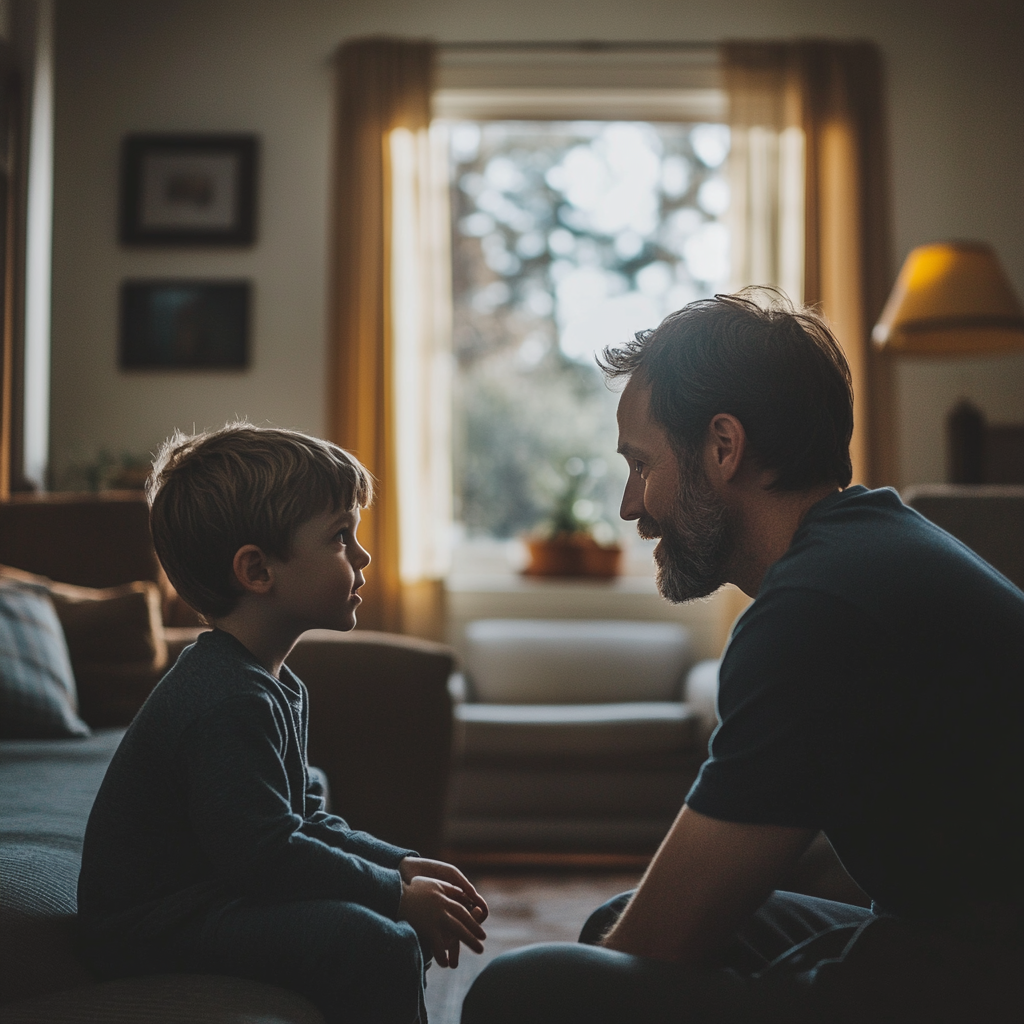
[873,241,1024,484]
[872,241,1024,355]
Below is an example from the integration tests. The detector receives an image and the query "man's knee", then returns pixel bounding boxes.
[462,942,738,1024]
[463,945,588,1024]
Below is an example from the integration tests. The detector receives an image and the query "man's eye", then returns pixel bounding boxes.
[634,460,644,474]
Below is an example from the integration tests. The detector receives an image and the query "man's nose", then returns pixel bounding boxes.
[619,472,643,522]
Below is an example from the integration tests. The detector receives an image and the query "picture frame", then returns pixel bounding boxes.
[119,280,251,370]
[119,134,257,245]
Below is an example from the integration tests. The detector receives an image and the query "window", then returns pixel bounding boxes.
[444,116,731,548]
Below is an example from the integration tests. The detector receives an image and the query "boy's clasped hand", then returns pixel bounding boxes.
[397,856,489,968]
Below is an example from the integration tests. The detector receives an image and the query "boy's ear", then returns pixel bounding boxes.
[232,545,273,596]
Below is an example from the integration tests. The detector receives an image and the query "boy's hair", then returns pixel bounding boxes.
[147,423,373,619]
[599,287,854,490]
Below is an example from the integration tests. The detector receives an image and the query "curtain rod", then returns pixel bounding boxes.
[440,41,719,52]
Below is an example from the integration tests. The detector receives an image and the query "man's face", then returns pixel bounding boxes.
[616,379,732,603]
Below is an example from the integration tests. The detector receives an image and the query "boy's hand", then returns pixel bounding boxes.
[398,873,487,968]
[399,856,489,923]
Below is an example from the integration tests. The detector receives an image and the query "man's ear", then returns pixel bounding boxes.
[705,413,748,485]
[231,545,273,595]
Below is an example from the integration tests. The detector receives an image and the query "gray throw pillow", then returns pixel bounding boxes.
[0,582,90,738]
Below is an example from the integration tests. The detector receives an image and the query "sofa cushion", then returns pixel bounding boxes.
[455,701,699,761]
[2,974,326,1024]
[0,583,90,739]
[0,566,168,728]
[463,619,694,704]
[0,730,124,1004]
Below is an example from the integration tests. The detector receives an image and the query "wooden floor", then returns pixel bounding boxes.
[423,871,642,1024]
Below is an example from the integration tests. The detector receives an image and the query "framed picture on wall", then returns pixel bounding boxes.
[119,280,251,369]
[119,134,258,245]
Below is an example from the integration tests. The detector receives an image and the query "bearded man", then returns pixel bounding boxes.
[462,291,1024,1023]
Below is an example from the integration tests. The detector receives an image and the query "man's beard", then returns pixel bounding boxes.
[637,451,732,603]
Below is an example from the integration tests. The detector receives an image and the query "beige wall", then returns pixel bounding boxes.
[50,0,1024,487]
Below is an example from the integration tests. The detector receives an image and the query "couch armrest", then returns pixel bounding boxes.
[683,659,720,731]
[163,626,206,664]
[285,629,455,857]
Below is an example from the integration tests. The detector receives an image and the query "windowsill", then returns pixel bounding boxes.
[446,536,660,594]
[444,538,740,663]
[446,571,660,594]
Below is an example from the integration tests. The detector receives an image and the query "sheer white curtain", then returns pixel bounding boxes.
[725,56,805,303]
[389,125,454,634]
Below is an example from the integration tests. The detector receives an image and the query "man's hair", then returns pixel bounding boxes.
[147,423,373,619]
[600,288,854,490]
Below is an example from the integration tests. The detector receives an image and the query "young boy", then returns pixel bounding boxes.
[77,423,487,1024]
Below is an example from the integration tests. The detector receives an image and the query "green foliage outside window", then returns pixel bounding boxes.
[448,120,730,539]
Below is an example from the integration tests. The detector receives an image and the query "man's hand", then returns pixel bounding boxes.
[398,857,488,967]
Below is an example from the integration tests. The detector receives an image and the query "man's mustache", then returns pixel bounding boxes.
[636,513,662,541]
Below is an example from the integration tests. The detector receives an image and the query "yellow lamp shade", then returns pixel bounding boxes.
[872,241,1024,355]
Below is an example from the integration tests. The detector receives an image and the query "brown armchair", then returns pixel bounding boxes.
[0,492,454,854]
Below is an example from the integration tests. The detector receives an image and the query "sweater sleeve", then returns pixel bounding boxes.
[179,692,404,919]
[301,780,415,868]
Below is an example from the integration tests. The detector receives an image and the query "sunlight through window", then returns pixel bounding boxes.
[447,120,731,541]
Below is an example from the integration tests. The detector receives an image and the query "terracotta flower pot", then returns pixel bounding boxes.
[522,533,623,579]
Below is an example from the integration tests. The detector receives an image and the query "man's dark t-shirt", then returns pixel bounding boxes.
[686,486,1024,927]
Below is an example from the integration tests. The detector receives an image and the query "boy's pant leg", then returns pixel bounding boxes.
[197,898,425,1024]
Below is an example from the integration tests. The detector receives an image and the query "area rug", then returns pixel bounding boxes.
[424,871,641,1024]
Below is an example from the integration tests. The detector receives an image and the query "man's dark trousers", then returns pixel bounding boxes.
[461,889,1022,1023]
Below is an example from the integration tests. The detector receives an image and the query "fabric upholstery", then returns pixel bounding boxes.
[0,495,161,592]
[904,485,1024,590]
[0,730,122,1003]
[455,701,700,760]
[448,620,703,850]
[463,620,695,704]
[0,494,203,628]
[0,583,90,739]
[683,659,721,731]
[287,629,455,856]
[451,764,701,818]
[0,565,169,728]
[2,975,326,1024]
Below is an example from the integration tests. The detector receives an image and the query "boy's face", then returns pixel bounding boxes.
[269,507,370,633]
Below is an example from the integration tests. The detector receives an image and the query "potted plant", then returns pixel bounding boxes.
[522,458,622,579]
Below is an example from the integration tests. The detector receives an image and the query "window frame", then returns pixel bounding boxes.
[433,51,730,585]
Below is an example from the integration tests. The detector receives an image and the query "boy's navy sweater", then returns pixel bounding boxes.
[78,629,414,947]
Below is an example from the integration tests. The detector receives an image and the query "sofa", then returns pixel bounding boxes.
[445,618,713,851]
[0,493,456,1022]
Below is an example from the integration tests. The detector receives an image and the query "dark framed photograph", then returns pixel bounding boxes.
[120,280,250,369]
[120,134,257,245]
